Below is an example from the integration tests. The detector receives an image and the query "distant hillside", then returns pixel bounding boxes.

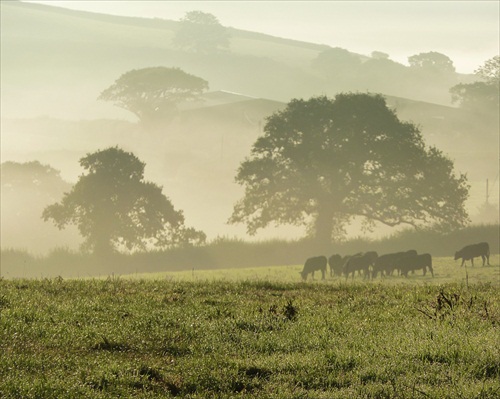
[1,0,474,120]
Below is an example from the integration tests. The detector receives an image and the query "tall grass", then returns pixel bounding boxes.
[0,278,498,398]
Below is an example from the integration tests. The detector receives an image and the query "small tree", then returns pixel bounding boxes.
[98,67,208,127]
[229,93,469,247]
[312,47,362,77]
[173,11,230,54]
[408,51,455,73]
[474,55,500,86]
[43,147,206,254]
[1,161,71,197]
[1,161,77,251]
[450,82,499,112]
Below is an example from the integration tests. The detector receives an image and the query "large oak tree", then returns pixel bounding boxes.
[43,147,206,254]
[229,93,469,246]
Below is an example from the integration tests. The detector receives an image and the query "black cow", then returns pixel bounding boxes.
[300,256,327,281]
[328,254,343,277]
[454,242,490,267]
[338,252,363,276]
[372,250,417,278]
[399,253,433,277]
[343,252,376,280]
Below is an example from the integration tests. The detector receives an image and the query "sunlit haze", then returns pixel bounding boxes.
[1,0,499,255]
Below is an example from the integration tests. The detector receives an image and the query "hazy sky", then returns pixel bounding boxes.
[25,1,499,74]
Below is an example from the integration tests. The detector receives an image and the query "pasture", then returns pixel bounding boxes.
[124,255,499,285]
[0,256,499,398]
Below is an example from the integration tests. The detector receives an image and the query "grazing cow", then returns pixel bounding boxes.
[364,251,378,267]
[300,256,327,281]
[328,254,343,277]
[343,252,375,280]
[372,250,417,278]
[339,252,363,276]
[399,253,433,277]
[454,242,490,267]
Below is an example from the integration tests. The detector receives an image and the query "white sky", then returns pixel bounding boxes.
[24,0,499,74]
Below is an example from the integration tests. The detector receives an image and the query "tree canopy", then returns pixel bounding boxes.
[474,55,500,85]
[43,147,206,254]
[1,161,71,196]
[173,11,230,54]
[98,67,208,127]
[312,47,362,78]
[229,93,470,246]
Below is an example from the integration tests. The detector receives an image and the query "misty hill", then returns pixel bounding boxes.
[1,0,476,120]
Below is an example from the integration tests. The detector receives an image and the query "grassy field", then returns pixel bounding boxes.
[0,256,499,398]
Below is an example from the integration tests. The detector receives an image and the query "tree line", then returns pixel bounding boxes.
[36,91,471,255]
[97,57,499,129]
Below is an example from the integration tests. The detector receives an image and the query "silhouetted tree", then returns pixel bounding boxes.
[229,94,469,247]
[43,147,206,254]
[173,11,230,54]
[408,51,455,73]
[450,82,499,112]
[450,56,500,112]
[98,67,208,127]
[1,161,71,197]
[1,161,79,252]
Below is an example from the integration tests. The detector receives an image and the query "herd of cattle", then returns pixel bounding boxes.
[300,242,491,280]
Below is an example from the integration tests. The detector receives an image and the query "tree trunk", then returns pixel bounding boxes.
[314,201,335,253]
[92,222,115,257]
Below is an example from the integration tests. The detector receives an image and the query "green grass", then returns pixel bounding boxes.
[1,258,499,398]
